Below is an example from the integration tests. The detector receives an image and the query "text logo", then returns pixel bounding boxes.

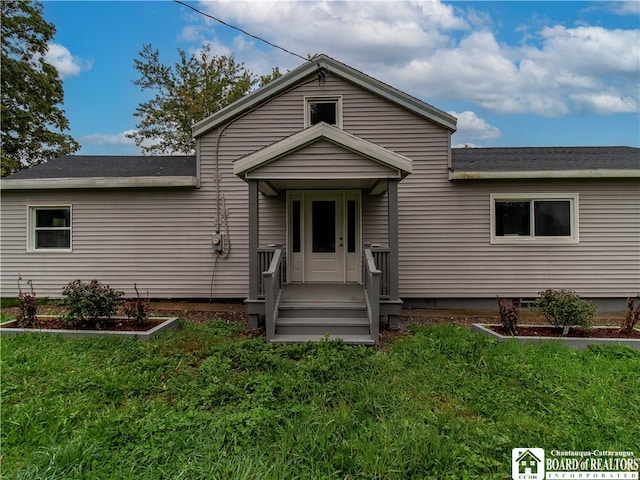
[513,448,545,480]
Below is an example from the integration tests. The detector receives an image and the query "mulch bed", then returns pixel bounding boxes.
[4,303,633,343]
[491,325,640,339]
[3,317,164,332]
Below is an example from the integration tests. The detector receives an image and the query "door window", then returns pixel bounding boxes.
[312,201,335,253]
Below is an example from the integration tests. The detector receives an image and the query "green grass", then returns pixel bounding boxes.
[1,297,52,308]
[2,321,639,479]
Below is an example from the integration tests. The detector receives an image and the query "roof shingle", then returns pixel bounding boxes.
[5,155,197,180]
[451,146,639,171]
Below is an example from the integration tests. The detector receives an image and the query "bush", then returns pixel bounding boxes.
[532,289,596,333]
[621,296,640,334]
[123,284,149,325]
[496,296,518,335]
[17,278,37,327]
[61,280,124,328]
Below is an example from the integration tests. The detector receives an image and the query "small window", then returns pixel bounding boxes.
[305,96,342,128]
[491,194,578,244]
[29,206,72,251]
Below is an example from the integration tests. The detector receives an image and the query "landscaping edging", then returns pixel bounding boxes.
[0,316,180,341]
[472,324,640,350]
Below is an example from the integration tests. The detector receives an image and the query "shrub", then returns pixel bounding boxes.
[496,296,518,335]
[123,284,150,325]
[532,289,596,334]
[17,277,37,327]
[620,296,640,334]
[61,280,124,328]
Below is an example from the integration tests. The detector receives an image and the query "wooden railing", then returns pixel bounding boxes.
[363,248,381,345]
[370,247,390,299]
[263,247,283,342]
[257,248,276,298]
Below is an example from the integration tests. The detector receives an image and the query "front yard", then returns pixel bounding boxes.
[2,314,639,479]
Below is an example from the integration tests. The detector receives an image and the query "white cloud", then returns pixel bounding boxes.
[607,1,640,16]
[44,43,92,79]
[449,111,501,144]
[78,130,172,155]
[569,93,638,115]
[79,130,138,147]
[179,1,639,117]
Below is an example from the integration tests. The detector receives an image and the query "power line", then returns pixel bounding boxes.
[173,0,309,63]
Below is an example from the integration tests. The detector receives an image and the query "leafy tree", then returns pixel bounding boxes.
[127,44,281,155]
[1,0,79,176]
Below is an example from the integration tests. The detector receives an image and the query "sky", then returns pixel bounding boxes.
[40,0,640,155]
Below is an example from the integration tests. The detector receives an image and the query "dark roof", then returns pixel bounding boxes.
[5,155,197,179]
[451,146,639,171]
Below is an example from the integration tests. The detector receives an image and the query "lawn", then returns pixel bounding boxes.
[2,319,639,479]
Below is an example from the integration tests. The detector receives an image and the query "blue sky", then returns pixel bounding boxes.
[41,0,639,154]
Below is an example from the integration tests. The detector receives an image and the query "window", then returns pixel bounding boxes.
[292,200,301,253]
[305,96,342,128]
[29,206,72,251]
[491,194,578,244]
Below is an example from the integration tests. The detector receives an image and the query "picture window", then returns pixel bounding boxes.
[491,194,578,244]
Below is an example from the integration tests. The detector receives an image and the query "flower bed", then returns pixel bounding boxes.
[472,323,640,350]
[0,315,179,341]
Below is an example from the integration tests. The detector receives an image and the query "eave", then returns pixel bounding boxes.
[449,169,640,180]
[1,176,198,190]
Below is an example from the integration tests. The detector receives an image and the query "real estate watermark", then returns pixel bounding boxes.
[512,448,639,480]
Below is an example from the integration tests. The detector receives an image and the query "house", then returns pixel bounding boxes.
[515,450,542,475]
[2,54,639,344]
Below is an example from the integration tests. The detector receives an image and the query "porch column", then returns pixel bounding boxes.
[247,179,260,328]
[387,178,400,327]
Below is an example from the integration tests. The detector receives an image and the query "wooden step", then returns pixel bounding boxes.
[278,302,367,319]
[270,333,376,345]
[276,317,370,335]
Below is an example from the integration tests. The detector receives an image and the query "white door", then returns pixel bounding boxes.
[305,194,344,282]
[288,191,360,284]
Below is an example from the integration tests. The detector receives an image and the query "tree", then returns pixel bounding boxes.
[1,0,79,176]
[127,44,281,155]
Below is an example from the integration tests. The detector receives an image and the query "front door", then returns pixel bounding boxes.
[288,191,360,283]
[305,194,343,282]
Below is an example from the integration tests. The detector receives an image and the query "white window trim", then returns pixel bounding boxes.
[27,205,73,252]
[304,95,343,128]
[490,193,579,245]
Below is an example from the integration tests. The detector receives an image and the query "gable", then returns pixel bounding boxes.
[234,122,412,178]
[245,139,401,180]
[193,54,456,138]
[233,122,412,195]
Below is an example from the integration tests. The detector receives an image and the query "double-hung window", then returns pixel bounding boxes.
[491,194,578,244]
[29,206,72,251]
[304,96,342,128]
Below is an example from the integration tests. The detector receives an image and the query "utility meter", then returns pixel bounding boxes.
[211,233,224,252]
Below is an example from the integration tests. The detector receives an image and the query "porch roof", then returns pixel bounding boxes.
[234,123,413,195]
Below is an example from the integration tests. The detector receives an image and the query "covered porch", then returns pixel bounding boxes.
[235,123,411,344]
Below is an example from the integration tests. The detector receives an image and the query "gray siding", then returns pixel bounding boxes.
[403,179,640,299]
[2,71,638,301]
[1,188,233,298]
